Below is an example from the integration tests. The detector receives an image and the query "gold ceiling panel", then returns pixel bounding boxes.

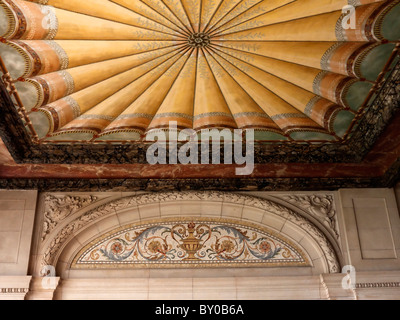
[0,0,399,142]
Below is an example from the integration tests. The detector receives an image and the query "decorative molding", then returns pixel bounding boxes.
[275,194,339,239]
[320,42,343,71]
[0,276,32,299]
[0,288,29,294]
[0,176,397,193]
[42,194,98,241]
[78,114,116,121]
[59,71,75,96]
[355,282,400,289]
[43,40,69,69]
[39,192,340,274]
[347,56,400,158]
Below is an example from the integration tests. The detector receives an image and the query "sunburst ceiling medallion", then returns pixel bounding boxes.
[0,0,399,145]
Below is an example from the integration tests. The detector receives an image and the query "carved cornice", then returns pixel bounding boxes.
[39,191,341,274]
[0,176,396,192]
[347,57,400,157]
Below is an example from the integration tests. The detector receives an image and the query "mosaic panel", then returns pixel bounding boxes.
[72,218,309,268]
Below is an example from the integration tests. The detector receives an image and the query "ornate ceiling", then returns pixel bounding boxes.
[0,0,399,191]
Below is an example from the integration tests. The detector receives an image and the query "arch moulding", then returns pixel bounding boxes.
[32,191,342,278]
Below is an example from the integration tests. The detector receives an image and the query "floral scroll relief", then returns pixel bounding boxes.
[42,194,98,241]
[276,194,339,239]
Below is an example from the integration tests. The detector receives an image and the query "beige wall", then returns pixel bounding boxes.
[338,188,400,271]
[0,188,399,300]
[0,190,37,275]
[0,190,37,299]
[395,183,400,212]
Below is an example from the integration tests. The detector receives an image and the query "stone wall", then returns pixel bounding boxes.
[338,188,400,271]
[0,189,399,300]
[0,190,37,299]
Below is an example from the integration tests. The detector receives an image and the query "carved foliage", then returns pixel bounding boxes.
[42,194,98,241]
[278,194,339,239]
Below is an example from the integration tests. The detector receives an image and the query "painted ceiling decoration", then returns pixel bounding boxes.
[72,218,309,269]
[0,0,399,144]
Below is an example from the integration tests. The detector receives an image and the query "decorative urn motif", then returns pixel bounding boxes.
[172,222,211,261]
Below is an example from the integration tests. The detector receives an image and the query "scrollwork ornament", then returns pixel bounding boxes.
[75,220,305,266]
[278,194,339,239]
[42,194,98,241]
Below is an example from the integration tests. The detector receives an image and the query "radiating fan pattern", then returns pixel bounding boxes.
[0,0,399,142]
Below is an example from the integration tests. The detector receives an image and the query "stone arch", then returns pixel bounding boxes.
[33,191,341,278]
